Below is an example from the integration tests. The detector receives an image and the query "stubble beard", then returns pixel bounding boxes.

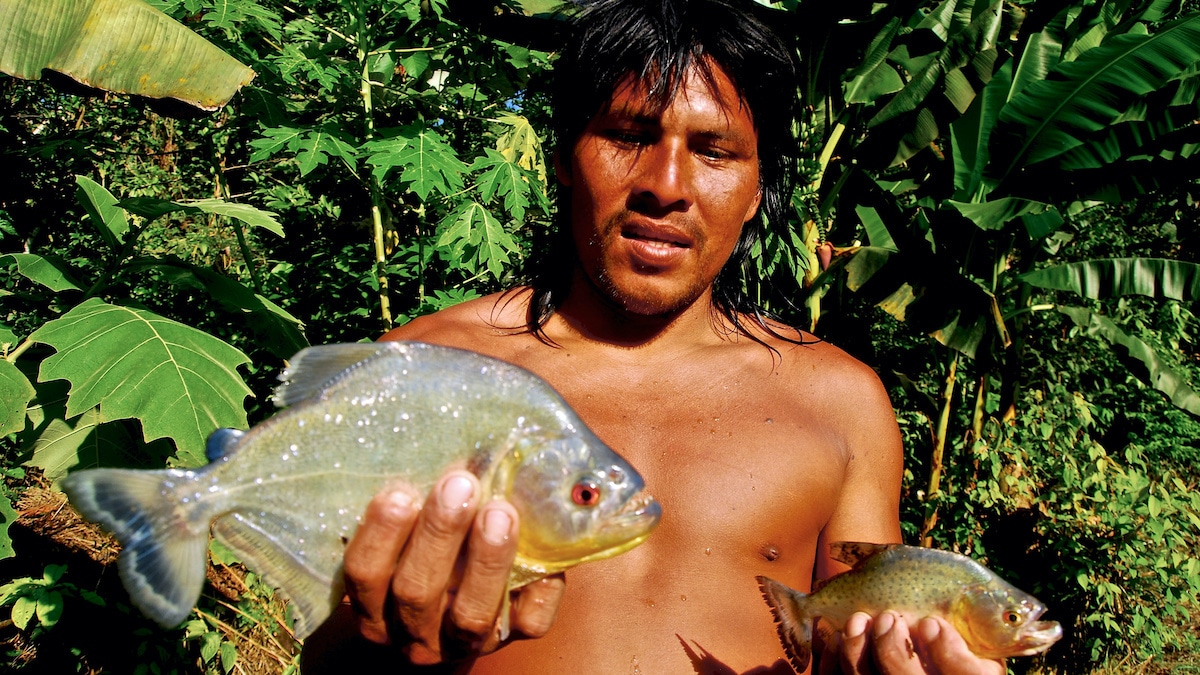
[586,212,713,318]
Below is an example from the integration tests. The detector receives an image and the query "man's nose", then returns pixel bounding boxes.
[628,141,692,215]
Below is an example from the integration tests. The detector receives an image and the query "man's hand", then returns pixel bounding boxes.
[819,612,1007,675]
[340,470,565,666]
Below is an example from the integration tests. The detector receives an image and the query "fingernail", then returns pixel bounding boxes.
[918,617,941,642]
[440,475,474,510]
[482,508,513,545]
[844,613,868,638]
[874,611,896,636]
[388,490,414,510]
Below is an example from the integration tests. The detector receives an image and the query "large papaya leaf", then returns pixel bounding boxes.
[29,298,251,466]
[1060,306,1200,416]
[989,14,1200,186]
[0,0,254,110]
[436,201,521,280]
[365,127,469,201]
[1020,258,1200,302]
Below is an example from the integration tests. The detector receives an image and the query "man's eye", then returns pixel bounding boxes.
[604,129,650,145]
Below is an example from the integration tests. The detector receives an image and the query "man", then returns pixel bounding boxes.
[303,1,1006,672]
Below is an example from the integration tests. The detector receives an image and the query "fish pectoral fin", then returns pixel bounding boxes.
[211,512,342,640]
[828,541,899,568]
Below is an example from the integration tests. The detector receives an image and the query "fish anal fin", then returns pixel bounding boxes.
[273,342,410,407]
[211,512,342,639]
[756,575,813,673]
[829,541,899,568]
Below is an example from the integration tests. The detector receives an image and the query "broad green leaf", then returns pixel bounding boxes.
[75,175,129,250]
[947,197,1058,231]
[117,197,284,238]
[844,17,905,104]
[35,590,63,628]
[868,0,1003,157]
[132,256,307,358]
[0,253,82,292]
[855,205,898,250]
[1060,306,1200,416]
[366,127,468,200]
[0,0,254,110]
[436,202,520,280]
[30,298,251,465]
[27,408,137,484]
[951,59,1011,199]
[11,595,35,630]
[990,14,1200,184]
[1020,258,1200,302]
[0,493,17,560]
[0,359,35,437]
[0,325,16,353]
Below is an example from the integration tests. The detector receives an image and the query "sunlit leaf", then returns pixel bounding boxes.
[947,197,1059,231]
[118,197,284,238]
[365,127,468,200]
[0,492,17,560]
[473,149,533,223]
[1020,258,1200,302]
[436,202,520,280]
[29,298,251,465]
[0,0,254,110]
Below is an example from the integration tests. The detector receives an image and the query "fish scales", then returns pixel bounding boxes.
[758,542,1062,672]
[62,341,660,639]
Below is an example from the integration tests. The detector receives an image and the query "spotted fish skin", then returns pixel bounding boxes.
[757,542,1062,672]
[62,341,661,638]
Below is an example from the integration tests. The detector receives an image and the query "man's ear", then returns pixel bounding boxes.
[743,186,762,223]
[553,148,572,187]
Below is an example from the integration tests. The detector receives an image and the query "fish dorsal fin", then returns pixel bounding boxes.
[829,541,899,568]
[273,342,409,407]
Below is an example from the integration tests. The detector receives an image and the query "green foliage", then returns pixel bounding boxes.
[0,564,105,634]
[1,0,1198,671]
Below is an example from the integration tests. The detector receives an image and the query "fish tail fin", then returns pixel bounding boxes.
[756,575,814,673]
[62,468,208,629]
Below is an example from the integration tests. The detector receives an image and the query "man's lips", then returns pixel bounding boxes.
[620,222,694,248]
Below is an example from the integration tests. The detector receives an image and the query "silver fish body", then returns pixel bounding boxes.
[62,341,661,638]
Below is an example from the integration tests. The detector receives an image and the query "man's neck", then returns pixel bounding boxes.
[545,276,733,352]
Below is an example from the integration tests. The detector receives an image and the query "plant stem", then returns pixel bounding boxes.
[922,351,959,545]
[357,1,392,329]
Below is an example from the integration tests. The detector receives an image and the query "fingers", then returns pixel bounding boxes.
[509,574,565,639]
[915,617,1007,675]
[451,500,520,645]
[342,488,419,644]
[391,471,481,664]
[836,612,875,675]
[869,612,926,674]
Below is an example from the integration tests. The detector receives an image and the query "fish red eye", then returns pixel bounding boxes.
[1004,610,1022,625]
[572,481,601,507]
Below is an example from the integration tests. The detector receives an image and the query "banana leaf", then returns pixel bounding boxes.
[1020,258,1200,302]
[1059,306,1200,416]
[0,0,254,110]
[989,13,1200,187]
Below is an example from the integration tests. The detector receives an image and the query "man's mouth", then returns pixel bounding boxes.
[621,223,693,248]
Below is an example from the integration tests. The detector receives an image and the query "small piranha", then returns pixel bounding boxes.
[62,341,661,639]
[757,542,1062,671]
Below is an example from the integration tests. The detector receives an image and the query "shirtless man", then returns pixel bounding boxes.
[302,1,1007,672]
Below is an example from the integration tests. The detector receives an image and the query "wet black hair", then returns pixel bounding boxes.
[525,0,802,339]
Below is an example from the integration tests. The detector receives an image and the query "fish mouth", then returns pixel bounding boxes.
[575,490,661,564]
[1013,620,1064,655]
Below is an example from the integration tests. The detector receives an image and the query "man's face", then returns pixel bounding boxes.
[561,63,762,317]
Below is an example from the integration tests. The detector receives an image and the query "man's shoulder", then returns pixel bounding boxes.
[379,288,532,349]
